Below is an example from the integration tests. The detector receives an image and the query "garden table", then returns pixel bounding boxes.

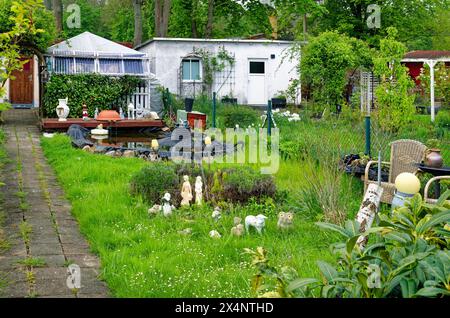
[416,164,450,198]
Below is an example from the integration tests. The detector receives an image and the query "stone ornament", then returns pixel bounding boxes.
[56,98,70,122]
[211,207,221,222]
[245,214,268,235]
[209,230,221,239]
[277,212,294,230]
[180,175,193,206]
[162,192,175,217]
[231,217,244,237]
[148,204,161,216]
[195,176,203,205]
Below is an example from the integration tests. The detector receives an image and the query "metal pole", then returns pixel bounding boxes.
[212,92,216,128]
[365,115,371,157]
[267,100,272,136]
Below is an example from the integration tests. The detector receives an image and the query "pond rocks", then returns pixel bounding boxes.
[178,228,193,236]
[123,150,136,158]
[209,230,221,239]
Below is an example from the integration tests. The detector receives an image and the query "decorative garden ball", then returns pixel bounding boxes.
[391,173,421,212]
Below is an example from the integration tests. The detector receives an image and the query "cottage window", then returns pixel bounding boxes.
[54,57,74,74]
[182,59,201,81]
[74,58,95,73]
[124,59,144,74]
[99,59,123,74]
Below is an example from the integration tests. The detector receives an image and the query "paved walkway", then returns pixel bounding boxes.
[0,109,109,298]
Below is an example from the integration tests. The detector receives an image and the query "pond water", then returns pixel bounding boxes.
[88,131,169,151]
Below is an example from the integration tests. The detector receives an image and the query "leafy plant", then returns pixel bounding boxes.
[43,74,141,118]
[250,191,450,298]
[220,105,259,129]
[130,162,180,205]
[373,28,416,132]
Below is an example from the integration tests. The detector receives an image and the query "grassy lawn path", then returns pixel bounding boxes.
[0,109,108,298]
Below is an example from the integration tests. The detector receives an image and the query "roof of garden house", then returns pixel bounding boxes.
[47,32,146,58]
[402,50,450,62]
[134,37,298,50]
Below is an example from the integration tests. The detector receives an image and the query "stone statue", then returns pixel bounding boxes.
[162,193,175,217]
[180,175,193,206]
[195,176,203,205]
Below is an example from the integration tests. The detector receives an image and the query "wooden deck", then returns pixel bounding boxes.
[41,118,166,131]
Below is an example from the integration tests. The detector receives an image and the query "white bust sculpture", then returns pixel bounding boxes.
[194,176,203,205]
[162,193,175,217]
[180,175,193,206]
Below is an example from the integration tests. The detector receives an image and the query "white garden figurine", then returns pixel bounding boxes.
[245,214,268,234]
[195,176,203,205]
[209,230,221,239]
[180,175,193,206]
[162,193,175,217]
[277,212,295,230]
[211,207,221,222]
[231,217,244,237]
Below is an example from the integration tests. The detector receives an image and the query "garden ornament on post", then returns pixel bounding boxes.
[391,172,421,212]
[180,175,193,206]
[82,104,89,121]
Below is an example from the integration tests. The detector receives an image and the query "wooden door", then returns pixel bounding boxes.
[10,58,34,105]
[247,59,267,105]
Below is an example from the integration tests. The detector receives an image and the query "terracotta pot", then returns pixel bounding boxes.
[97,110,121,122]
[425,149,443,168]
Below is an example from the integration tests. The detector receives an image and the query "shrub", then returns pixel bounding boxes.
[436,110,450,129]
[130,163,180,205]
[220,105,260,129]
[43,74,141,118]
[221,166,276,203]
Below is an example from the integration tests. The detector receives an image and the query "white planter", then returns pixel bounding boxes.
[56,98,69,121]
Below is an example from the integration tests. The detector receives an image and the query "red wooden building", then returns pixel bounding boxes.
[402,50,450,85]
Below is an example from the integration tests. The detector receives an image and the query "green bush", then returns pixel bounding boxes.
[220,105,260,129]
[43,74,141,118]
[130,163,180,205]
[221,166,276,203]
[436,110,450,129]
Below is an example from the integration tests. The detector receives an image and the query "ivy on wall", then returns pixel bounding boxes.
[42,74,141,118]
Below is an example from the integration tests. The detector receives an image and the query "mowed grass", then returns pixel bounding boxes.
[41,135,339,298]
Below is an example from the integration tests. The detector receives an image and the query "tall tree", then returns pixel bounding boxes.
[205,0,214,38]
[52,0,62,33]
[155,0,172,37]
[133,0,143,45]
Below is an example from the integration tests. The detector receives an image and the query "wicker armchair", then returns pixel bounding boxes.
[424,176,450,204]
[364,139,427,204]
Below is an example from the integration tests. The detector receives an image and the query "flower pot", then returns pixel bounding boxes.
[185,98,194,112]
[271,98,287,108]
[425,149,444,168]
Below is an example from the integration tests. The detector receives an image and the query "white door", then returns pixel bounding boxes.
[247,59,267,105]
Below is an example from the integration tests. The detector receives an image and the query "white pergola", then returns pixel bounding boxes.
[402,52,450,122]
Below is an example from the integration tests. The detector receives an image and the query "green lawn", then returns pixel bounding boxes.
[40,111,448,297]
[41,135,341,297]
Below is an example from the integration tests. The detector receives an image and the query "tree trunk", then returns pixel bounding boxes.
[160,0,172,37]
[52,0,63,33]
[155,0,162,37]
[133,0,143,46]
[191,0,198,37]
[205,0,214,38]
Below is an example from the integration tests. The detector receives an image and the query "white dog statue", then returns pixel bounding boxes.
[245,214,268,234]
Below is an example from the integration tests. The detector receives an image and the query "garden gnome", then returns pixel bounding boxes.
[195,176,203,205]
[162,193,175,217]
[180,175,193,206]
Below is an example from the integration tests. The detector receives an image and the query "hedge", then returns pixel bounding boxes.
[42,74,141,118]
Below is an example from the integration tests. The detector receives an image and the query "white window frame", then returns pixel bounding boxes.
[182,58,202,82]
